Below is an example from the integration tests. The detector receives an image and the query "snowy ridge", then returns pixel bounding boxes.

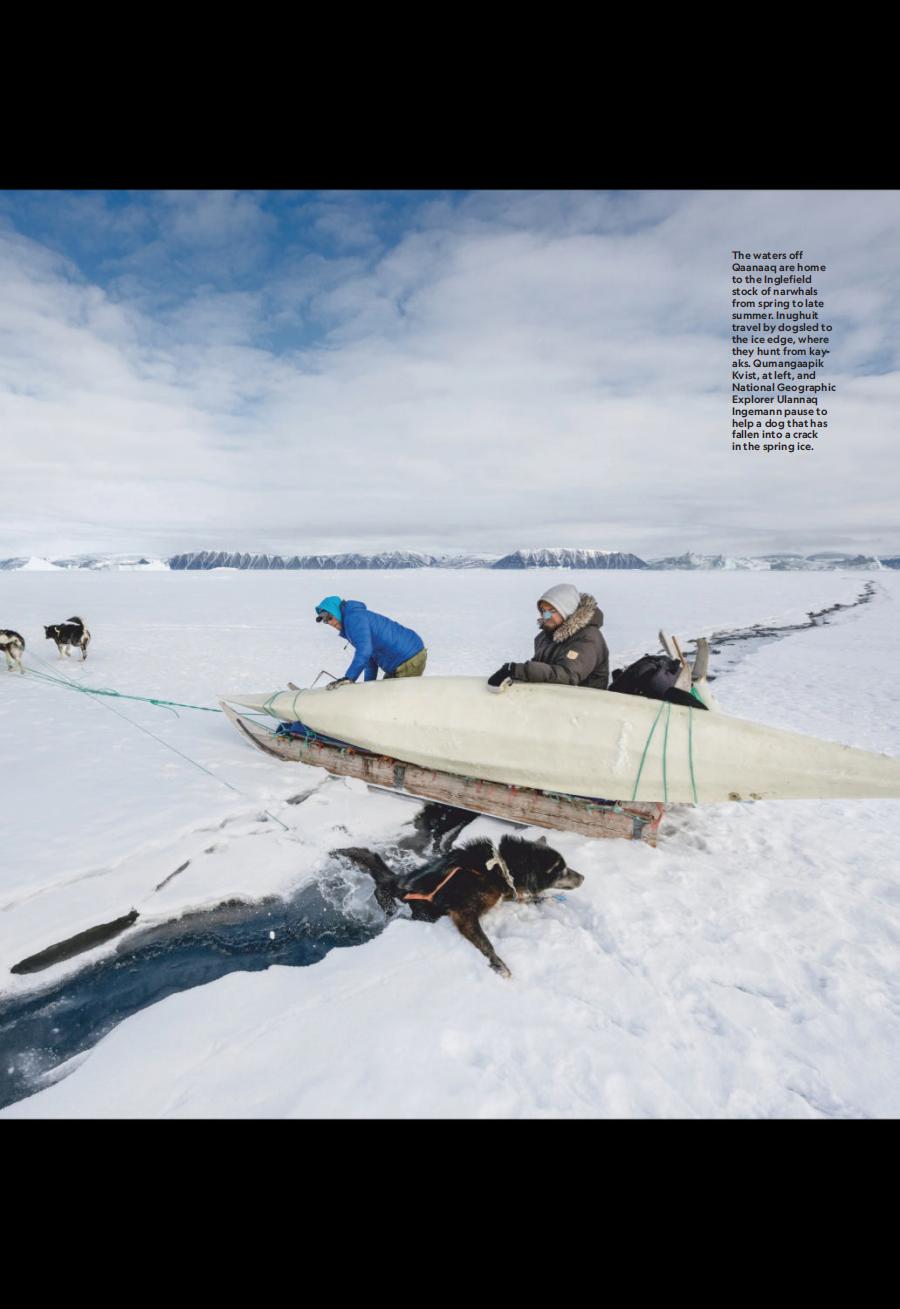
[648,551,887,571]
[169,550,439,570]
[51,555,168,571]
[0,555,165,571]
[491,548,647,569]
[648,551,763,571]
[433,553,504,568]
[0,556,63,571]
[167,549,646,569]
[1,549,895,572]
[774,556,885,571]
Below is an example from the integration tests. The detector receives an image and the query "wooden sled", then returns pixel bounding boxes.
[221,701,664,846]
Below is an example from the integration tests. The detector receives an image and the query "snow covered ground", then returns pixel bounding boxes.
[2,568,899,1118]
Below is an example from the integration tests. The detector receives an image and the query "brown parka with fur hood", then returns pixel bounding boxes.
[510,592,609,689]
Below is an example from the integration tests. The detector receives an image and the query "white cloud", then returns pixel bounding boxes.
[1,190,900,558]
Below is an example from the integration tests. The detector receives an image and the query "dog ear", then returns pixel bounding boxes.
[536,834,548,846]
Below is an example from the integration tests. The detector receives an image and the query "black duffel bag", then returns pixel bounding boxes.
[609,654,707,710]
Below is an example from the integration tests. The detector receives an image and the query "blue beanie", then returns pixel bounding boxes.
[315,595,343,622]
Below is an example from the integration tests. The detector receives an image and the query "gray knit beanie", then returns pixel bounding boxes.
[538,583,581,619]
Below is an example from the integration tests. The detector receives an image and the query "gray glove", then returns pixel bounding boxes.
[326,678,353,691]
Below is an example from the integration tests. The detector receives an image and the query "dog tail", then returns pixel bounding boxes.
[67,616,85,626]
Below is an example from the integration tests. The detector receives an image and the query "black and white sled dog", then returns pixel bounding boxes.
[334,830,584,979]
[44,615,91,660]
[0,629,25,673]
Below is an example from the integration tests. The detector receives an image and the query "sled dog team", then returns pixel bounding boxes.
[1,616,91,672]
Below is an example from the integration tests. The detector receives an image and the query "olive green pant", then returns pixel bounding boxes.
[384,648,428,679]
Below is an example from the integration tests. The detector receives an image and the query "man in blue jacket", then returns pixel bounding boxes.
[315,596,427,689]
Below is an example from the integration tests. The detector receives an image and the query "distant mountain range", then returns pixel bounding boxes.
[166,550,490,570]
[0,554,168,571]
[1,548,895,572]
[491,549,646,569]
[168,548,649,570]
[646,551,889,571]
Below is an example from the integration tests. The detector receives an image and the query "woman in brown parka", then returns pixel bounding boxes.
[487,583,609,691]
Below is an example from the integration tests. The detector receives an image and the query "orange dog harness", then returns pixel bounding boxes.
[403,865,471,903]
[402,846,518,904]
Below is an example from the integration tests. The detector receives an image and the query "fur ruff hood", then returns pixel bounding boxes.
[551,593,603,642]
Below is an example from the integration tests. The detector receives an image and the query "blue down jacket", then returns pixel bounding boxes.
[340,601,424,681]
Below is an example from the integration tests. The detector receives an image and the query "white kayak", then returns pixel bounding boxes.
[220,678,900,806]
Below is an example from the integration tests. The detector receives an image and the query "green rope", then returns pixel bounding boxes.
[24,663,222,716]
[61,680,289,830]
[661,701,671,804]
[22,658,289,830]
[629,696,704,806]
[688,704,698,804]
[630,701,666,802]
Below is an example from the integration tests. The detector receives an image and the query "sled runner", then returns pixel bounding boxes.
[220,700,665,845]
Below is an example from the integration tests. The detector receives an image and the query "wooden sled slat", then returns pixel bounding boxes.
[220,701,664,846]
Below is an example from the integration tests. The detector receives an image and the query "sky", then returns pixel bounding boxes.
[1,188,899,561]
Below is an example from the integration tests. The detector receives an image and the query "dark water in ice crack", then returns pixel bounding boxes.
[0,862,386,1112]
[684,581,877,681]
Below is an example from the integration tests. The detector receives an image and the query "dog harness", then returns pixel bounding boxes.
[403,866,466,903]
[403,844,519,904]
[486,846,518,899]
